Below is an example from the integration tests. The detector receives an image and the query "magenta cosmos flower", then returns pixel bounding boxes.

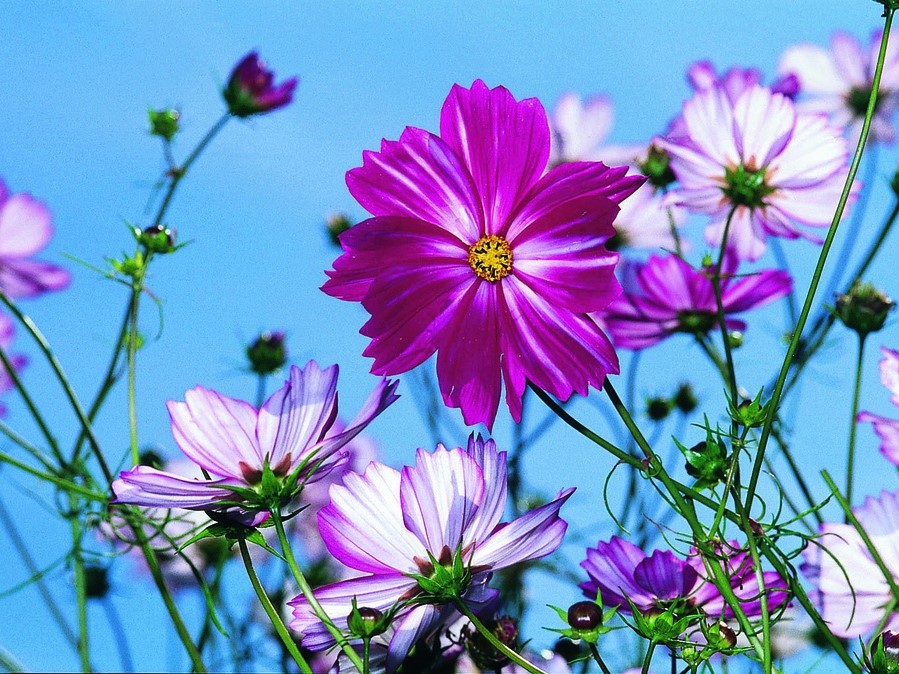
[112,361,398,516]
[0,181,70,298]
[664,84,851,261]
[323,80,643,428]
[780,30,899,144]
[581,536,787,619]
[802,489,899,637]
[223,51,298,117]
[601,253,792,350]
[289,435,573,671]
[858,346,899,465]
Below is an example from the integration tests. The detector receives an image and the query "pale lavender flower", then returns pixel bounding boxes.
[687,60,799,102]
[779,30,899,144]
[289,435,572,672]
[610,181,688,252]
[858,347,899,465]
[112,361,398,517]
[802,489,899,637]
[0,181,70,298]
[664,84,852,261]
[549,92,642,166]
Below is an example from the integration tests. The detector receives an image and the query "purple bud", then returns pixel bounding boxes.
[567,601,603,630]
[223,51,298,117]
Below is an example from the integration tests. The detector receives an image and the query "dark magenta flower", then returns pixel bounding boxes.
[323,79,643,429]
[223,51,297,117]
[601,253,792,350]
[289,435,573,671]
[0,181,70,298]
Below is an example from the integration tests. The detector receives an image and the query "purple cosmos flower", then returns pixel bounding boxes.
[802,489,899,637]
[687,60,799,102]
[0,181,70,298]
[601,253,792,350]
[323,80,643,429]
[858,347,899,465]
[779,30,899,144]
[223,51,298,117]
[581,536,787,620]
[288,435,573,671]
[549,92,642,166]
[663,84,851,261]
[112,361,398,517]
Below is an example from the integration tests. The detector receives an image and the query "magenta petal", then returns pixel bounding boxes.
[471,488,573,570]
[346,127,483,242]
[112,466,240,509]
[722,269,793,313]
[0,193,53,257]
[399,446,485,554]
[0,259,71,298]
[633,550,699,600]
[580,537,650,609]
[316,376,400,461]
[440,80,549,233]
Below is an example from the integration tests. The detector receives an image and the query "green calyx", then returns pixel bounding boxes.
[676,310,718,335]
[721,164,775,209]
[409,546,472,604]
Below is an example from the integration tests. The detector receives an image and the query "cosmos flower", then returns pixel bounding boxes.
[663,84,851,261]
[112,361,398,517]
[0,181,70,298]
[548,92,642,166]
[609,181,688,253]
[687,60,799,102]
[323,79,643,428]
[0,311,27,416]
[802,489,899,637]
[601,253,792,350]
[289,435,573,671]
[779,30,899,144]
[858,346,899,465]
[580,536,787,619]
[223,51,298,117]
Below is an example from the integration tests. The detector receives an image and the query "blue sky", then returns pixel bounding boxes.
[0,2,897,671]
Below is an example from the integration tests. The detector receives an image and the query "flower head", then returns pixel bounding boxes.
[112,361,398,517]
[548,92,642,166]
[601,253,792,350]
[0,181,70,298]
[779,30,899,144]
[664,84,851,261]
[687,60,799,102]
[802,489,899,637]
[223,51,298,117]
[289,435,573,671]
[858,347,899,465]
[323,80,643,428]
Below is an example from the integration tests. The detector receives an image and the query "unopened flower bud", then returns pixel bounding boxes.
[148,108,181,141]
[674,383,698,413]
[646,397,671,421]
[223,51,298,118]
[346,605,387,638]
[139,224,177,254]
[326,212,353,246]
[246,331,287,375]
[84,565,110,599]
[727,330,744,349]
[835,280,895,338]
[465,616,518,670]
[867,630,899,674]
[638,144,676,190]
[138,449,165,469]
[706,620,737,650]
[567,601,603,631]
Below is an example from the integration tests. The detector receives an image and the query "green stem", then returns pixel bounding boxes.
[0,419,63,473]
[237,538,312,674]
[710,206,740,408]
[0,451,105,501]
[453,599,545,674]
[587,642,612,674]
[362,637,371,674]
[69,496,91,673]
[641,640,656,674]
[270,507,365,672]
[748,8,894,509]
[126,284,142,466]
[846,336,867,512]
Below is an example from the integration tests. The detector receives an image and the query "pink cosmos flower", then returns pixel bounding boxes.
[548,92,642,166]
[687,60,799,103]
[779,30,899,144]
[858,347,899,465]
[323,80,643,429]
[112,361,398,517]
[223,51,298,118]
[802,489,899,637]
[601,253,792,350]
[0,181,70,298]
[288,435,573,671]
[663,84,851,261]
[610,182,688,253]
[581,536,787,620]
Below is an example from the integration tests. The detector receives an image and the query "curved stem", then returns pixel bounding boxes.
[237,538,312,674]
[846,336,867,511]
[710,206,740,408]
[0,450,105,501]
[453,599,545,674]
[101,598,134,673]
[587,642,613,674]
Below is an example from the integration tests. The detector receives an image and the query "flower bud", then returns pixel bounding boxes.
[567,601,603,631]
[246,331,287,375]
[84,565,110,599]
[834,280,895,338]
[223,51,298,117]
[464,616,518,670]
[646,397,671,421]
[139,224,177,254]
[326,212,353,247]
[346,604,388,639]
[866,630,899,674]
[148,108,181,141]
[674,383,698,414]
[727,330,744,349]
[638,144,676,190]
[138,449,165,469]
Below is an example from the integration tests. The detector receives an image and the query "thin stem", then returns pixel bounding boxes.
[255,374,268,410]
[749,9,894,509]
[710,206,740,408]
[237,538,312,674]
[0,418,59,473]
[846,336,867,511]
[453,599,546,674]
[587,642,613,674]
[101,598,134,673]
[69,498,91,673]
[126,286,141,466]
[0,451,105,501]
[270,507,365,672]
[641,641,657,674]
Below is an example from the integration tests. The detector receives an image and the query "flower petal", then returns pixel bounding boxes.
[0,193,53,257]
[461,436,508,544]
[111,466,240,509]
[0,259,70,298]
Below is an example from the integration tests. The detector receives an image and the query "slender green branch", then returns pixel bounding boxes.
[709,205,740,408]
[641,640,657,674]
[846,337,867,511]
[68,495,91,673]
[587,642,613,674]
[0,419,61,473]
[453,599,546,674]
[0,451,105,501]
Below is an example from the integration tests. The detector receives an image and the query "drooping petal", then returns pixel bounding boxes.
[440,80,549,234]
[167,388,262,479]
[112,466,241,509]
[0,259,71,298]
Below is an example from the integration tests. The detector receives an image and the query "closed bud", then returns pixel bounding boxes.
[464,616,518,670]
[346,604,388,638]
[84,565,110,599]
[148,108,181,141]
[867,630,899,674]
[223,51,297,118]
[674,383,698,413]
[646,397,671,421]
[567,601,603,631]
[834,280,894,338]
[638,144,676,190]
[138,449,165,469]
[139,224,177,254]
[246,331,287,375]
[326,212,353,246]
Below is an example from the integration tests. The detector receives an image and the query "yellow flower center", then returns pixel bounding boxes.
[468,235,513,282]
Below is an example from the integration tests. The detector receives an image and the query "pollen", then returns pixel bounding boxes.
[468,235,513,282]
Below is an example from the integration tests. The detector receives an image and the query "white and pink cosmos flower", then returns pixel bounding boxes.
[548,92,642,167]
[112,361,398,518]
[289,435,572,672]
[858,346,899,465]
[780,30,899,144]
[663,84,852,261]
